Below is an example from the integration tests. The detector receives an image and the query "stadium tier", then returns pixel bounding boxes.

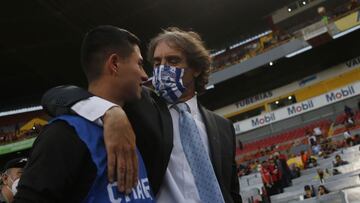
[1,0,360,202]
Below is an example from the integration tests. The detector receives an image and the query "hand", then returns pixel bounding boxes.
[103,106,138,194]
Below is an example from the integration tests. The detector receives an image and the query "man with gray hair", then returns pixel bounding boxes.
[42,27,241,203]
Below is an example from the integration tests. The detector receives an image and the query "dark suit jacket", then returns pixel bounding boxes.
[42,86,241,203]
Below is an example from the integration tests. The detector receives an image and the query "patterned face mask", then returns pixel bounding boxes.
[152,65,186,104]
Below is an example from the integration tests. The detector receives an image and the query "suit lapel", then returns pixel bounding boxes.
[151,91,174,166]
[198,104,223,179]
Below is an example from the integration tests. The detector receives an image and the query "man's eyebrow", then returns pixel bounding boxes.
[153,57,161,61]
[165,55,182,59]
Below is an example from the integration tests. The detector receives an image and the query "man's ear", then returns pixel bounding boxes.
[106,53,121,75]
[1,173,8,185]
[192,68,201,78]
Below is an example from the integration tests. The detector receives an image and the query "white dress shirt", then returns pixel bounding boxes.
[71,95,211,203]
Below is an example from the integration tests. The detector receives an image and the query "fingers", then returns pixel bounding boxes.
[116,147,137,194]
[107,147,116,183]
[125,148,133,194]
[102,106,138,194]
[117,151,126,192]
[132,149,139,188]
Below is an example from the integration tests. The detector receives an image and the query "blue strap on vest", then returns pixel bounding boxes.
[53,115,155,203]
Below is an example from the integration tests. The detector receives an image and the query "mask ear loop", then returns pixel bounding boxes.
[181,64,202,93]
[2,171,14,185]
[181,66,199,93]
[182,78,194,90]
[2,172,15,195]
[144,77,153,83]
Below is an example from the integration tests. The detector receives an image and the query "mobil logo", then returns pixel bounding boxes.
[287,100,315,115]
[251,113,276,127]
[325,86,355,103]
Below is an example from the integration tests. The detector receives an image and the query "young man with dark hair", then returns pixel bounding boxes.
[334,154,349,167]
[42,27,241,202]
[14,25,152,203]
[303,185,315,199]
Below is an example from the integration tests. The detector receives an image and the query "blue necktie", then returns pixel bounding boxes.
[174,103,225,203]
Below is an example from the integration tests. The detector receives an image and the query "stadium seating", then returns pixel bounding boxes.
[238,119,332,155]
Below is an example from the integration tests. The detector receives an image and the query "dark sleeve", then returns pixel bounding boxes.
[41,85,93,117]
[229,120,242,203]
[14,121,95,203]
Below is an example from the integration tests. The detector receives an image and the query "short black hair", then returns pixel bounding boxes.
[304,185,311,191]
[81,25,140,82]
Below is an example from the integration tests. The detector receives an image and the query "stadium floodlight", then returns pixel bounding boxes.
[0,105,43,117]
[332,24,360,39]
[298,0,308,6]
[288,96,292,100]
[269,61,274,66]
[210,49,226,57]
[229,30,272,50]
[288,8,292,12]
[275,101,279,105]
[205,84,215,90]
[285,45,313,58]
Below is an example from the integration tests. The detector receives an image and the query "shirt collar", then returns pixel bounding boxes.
[186,95,198,115]
[168,95,199,116]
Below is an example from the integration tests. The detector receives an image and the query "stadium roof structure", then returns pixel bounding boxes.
[0,0,359,111]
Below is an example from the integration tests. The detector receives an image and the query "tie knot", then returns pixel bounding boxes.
[173,102,190,113]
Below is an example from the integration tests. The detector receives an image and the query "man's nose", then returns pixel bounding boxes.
[141,68,148,82]
[160,58,167,66]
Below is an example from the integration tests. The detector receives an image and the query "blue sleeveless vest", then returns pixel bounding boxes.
[53,115,155,203]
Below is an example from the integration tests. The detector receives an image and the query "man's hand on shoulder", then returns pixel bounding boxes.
[103,106,138,194]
